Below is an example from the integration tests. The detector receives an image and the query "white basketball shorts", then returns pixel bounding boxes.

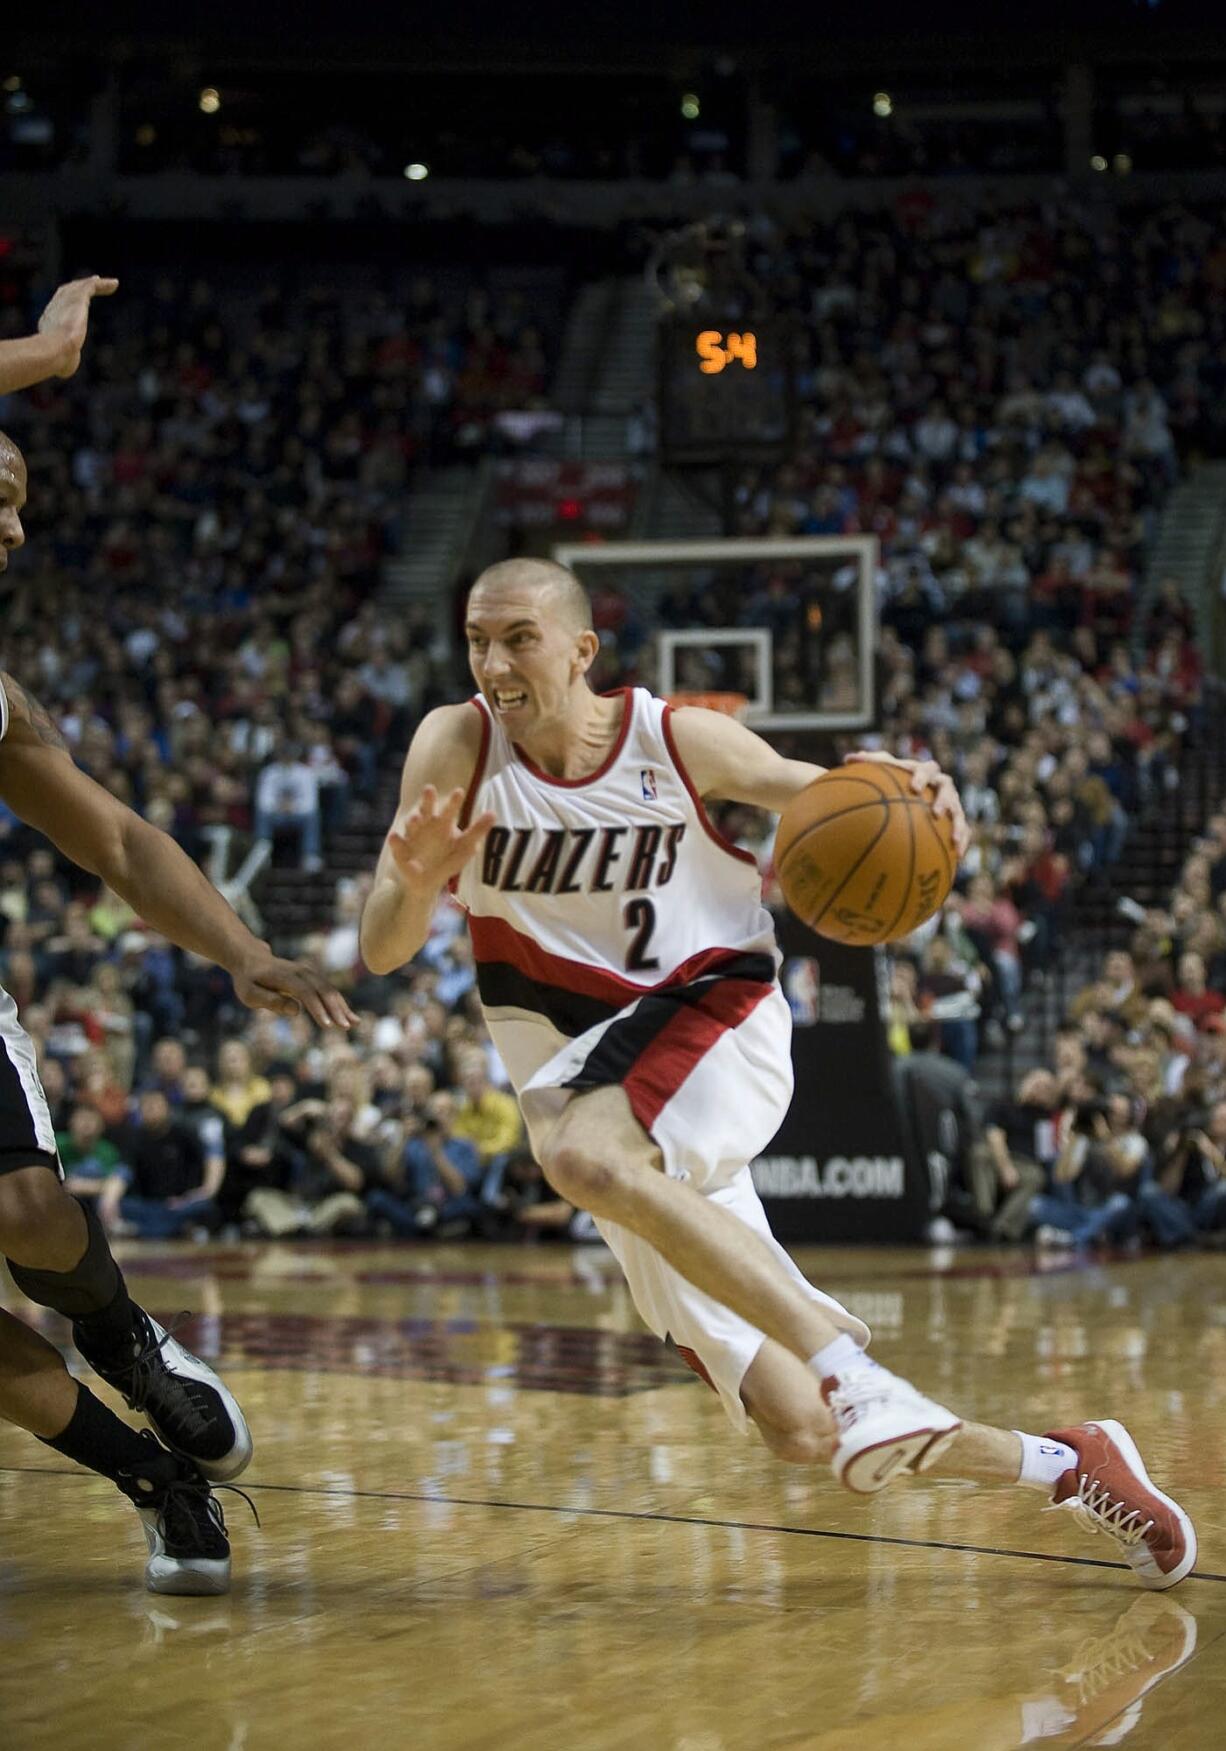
[501,977,870,1433]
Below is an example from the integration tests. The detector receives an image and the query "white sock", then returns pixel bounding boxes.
[807,1332,877,1382]
[1015,1431,1077,1492]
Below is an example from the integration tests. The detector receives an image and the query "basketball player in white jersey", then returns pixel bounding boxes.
[362,557,1196,1591]
[0,408,356,1596]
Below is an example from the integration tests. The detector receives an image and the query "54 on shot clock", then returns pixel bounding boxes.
[696,329,758,374]
[658,316,797,464]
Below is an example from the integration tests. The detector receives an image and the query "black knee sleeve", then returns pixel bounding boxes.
[7,1196,122,1318]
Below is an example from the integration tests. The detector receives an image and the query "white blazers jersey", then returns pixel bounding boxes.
[454,687,782,1122]
[455,687,867,1430]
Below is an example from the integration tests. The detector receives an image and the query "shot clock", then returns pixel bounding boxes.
[696,329,758,374]
[658,316,796,464]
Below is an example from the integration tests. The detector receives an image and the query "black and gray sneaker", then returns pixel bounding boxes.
[116,1434,234,1597]
[75,1307,253,1482]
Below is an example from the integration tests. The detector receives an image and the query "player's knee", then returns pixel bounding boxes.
[757,1416,833,1467]
[539,1139,621,1214]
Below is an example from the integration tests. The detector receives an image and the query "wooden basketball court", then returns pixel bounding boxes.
[2,1241,1223,1749]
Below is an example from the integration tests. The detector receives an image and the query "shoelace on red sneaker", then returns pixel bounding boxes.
[1050,1473,1155,1548]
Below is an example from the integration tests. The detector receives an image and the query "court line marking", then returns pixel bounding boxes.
[4,1464,1225,1585]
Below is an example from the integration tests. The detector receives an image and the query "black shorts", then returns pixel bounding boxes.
[0,1015,62,1178]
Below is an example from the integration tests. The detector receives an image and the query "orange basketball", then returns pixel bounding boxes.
[774,762,956,947]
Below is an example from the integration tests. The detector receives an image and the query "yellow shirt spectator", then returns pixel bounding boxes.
[452,1088,523,1163]
[210,1041,273,1128]
[452,1051,523,1162]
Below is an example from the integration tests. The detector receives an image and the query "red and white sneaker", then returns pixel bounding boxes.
[1045,1419,1198,1591]
[825,1364,962,1495]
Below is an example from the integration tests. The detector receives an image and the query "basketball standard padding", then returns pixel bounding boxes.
[775,762,956,946]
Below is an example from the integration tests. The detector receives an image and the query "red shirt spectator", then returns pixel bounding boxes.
[1171,953,1226,1031]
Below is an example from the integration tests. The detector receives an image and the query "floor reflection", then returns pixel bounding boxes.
[2,1243,1224,1750]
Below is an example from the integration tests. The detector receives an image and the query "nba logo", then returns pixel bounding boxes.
[783,957,820,1026]
[640,768,658,802]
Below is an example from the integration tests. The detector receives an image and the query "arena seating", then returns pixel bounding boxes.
[2,194,1224,1249]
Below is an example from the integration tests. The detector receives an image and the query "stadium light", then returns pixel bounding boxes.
[873,92,893,118]
[1090,154,1107,172]
[681,93,700,120]
[199,87,221,114]
[1113,152,1132,174]
[403,162,429,180]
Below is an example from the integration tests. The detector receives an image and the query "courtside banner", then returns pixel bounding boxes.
[754,916,926,1242]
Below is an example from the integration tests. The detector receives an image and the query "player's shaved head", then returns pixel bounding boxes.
[469,558,593,633]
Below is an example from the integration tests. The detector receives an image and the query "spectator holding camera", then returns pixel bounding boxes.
[1027,1096,1138,1251]
[1148,1097,1226,1243]
[367,1091,486,1239]
[247,1093,377,1237]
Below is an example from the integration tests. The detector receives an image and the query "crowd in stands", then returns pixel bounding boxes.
[3,193,1226,1256]
[606,199,1218,1054]
[725,193,1226,1253]
[899,817,1226,1253]
[606,195,1225,1253]
[0,260,587,1241]
[41,924,590,1246]
[0,265,555,880]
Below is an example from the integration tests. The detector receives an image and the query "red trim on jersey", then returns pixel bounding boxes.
[675,1345,717,1393]
[511,687,634,789]
[446,699,492,903]
[457,698,491,829]
[621,976,770,1129]
[660,704,760,868]
[469,911,757,1009]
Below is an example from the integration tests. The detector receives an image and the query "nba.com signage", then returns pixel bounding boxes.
[753,916,927,1243]
[753,1154,906,1200]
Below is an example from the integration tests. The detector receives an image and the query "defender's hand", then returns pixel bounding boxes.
[231,950,358,1028]
[37,275,119,378]
[386,784,494,892]
[845,750,970,857]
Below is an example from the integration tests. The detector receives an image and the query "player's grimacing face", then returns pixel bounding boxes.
[0,442,28,575]
[466,588,590,729]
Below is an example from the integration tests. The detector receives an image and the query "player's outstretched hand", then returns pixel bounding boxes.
[231,949,360,1028]
[844,749,970,857]
[36,275,119,379]
[386,784,495,891]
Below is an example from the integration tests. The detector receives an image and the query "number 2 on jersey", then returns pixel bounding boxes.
[623,896,659,971]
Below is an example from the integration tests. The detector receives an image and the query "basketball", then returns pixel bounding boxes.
[774,763,956,947]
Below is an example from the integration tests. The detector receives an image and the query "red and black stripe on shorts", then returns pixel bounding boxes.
[469,913,774,1133]
[559,955,775,1129]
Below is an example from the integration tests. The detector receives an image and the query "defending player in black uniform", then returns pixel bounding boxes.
[0,291,356,1592]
